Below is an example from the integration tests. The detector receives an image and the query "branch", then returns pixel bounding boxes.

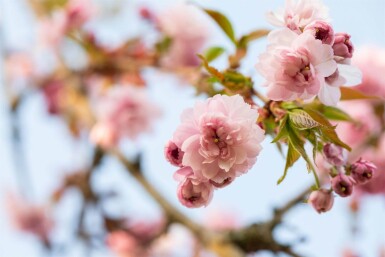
[109,148,206,240]
[228,187,311,256]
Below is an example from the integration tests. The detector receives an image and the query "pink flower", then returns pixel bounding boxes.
[323,143,347,167]
[65,0,96,29]
[204,209,240,231]
[164,140,184,167]
[38,11,67,48]
[331,173,354,197]
[323,64,362,106]
[94,86,160,143]
[308,188,334,213]
[42,80,65,115]
[350,158,376,185]
[336,101,381,148]
[6,194,53,242]
[333,33,354,60]
[266,0,329,33]
[303,20,334,45]
[89,122,118,149]
[106,231,148,257]
[158,4,209,68]
[171,94,265,186]
[352,46,385,98]
[174,167,214,208]
[257,30,337,105]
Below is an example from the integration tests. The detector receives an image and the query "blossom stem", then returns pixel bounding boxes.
[251,88,269,103]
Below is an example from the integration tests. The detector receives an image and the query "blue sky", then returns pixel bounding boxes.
[0,0,385,256]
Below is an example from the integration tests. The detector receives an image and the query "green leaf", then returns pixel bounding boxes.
[203,9,236,44]
[286,123,312,171]
[272,116,288,143]
[277,142,301,185]
[289,109,320,130]
[303,108,334,128]
[323,106,353,122]
[204,46,226,63]
[238,29,270,48]
[340,87,380,101]
[318,127,351,151]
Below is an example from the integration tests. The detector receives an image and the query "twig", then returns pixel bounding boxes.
[109,148,206,241]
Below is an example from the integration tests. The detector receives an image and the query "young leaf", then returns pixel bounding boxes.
[323,106,353,122]
[277,142,301,185]
[238,29,270,48]
[318,127,351,151]
[272,116,288,143]
[286,122,315,174]
[204,46,226,63]
[340,87,380,101]
[289,109,320,130]
[203,9,237,44]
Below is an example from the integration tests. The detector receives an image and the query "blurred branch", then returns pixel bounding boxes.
[228,187,310,257]
[109,148,206,240]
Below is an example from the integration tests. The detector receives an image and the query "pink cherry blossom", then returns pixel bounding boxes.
[308,188,334,213]
[171,94,265,186]
[38,11,67,48]
[336,101,381,148]
[164,140,184,167]
[158,3,209,68]
[93,85,160,143]
[333,33,354,60]
[323,143,347,167]
[303,20,334,45]
[6,194,53,242]
[106,231,148,257]
[266,0,329,33]
[65,0,96,29]
[257,29,338,105]
[89,122,118,148]
[331,173,354,197]
[174,167,214,208]
[204,209,240,231]
[350,158,376,185]
[352,46,385,98]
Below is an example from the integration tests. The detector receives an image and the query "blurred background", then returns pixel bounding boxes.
[0,0,385,256]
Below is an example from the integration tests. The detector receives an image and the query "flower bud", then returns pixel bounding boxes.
[331,173,354,197]
[175,167,214,208]
[304,21,334,45]
[323,143,347,167]
[333,33,354,59]
[164,140,184,167]
[308,189,334,213]
[350,158,376,184]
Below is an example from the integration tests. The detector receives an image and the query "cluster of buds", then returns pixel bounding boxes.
[309,144,377,213]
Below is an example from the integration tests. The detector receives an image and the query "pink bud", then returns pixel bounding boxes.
[323,143,347,167]
[164,140,184,167]
[175,167,214,208]
[89,123,118,148]
[333,33,354,59]
[351,158,376,185]
[308,189,334,213]
[331,173,354,197]
[304,21,334,45]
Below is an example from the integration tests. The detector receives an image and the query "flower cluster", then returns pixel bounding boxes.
[309,143,376,213]
[165,94,265,208]
[257,0,362,106]
[90,85,161,148]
